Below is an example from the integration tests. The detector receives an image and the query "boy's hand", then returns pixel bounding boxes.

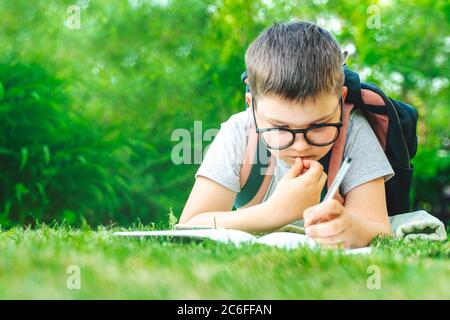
[265,158,327,227]
[303,199,362,249]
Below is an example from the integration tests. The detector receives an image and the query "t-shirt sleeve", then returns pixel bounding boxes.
[194,112,248,193]
[340,109,395,196]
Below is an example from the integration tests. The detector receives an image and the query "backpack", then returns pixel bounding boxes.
[234,66,419,216]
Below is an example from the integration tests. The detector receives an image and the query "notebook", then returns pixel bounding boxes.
[114,223,372,254]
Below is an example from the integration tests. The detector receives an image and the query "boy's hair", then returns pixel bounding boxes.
[245,21,344,103]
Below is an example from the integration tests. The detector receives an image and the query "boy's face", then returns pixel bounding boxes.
[246,88,347,166]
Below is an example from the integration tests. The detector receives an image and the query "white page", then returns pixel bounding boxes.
[256,232,315,250]
[114,229,372,254]
[256,232,372,254]
[114,229,257,246]
[275,224,306,235]
[341,247,372,255]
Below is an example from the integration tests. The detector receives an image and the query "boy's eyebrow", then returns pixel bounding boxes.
[266,109,336,126]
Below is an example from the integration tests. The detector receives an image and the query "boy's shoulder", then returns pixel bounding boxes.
[348,108,370,134]
[222,109,253,131]
[349,107,363,121]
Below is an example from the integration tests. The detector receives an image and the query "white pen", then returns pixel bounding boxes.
[306,157,352,226]
[323,157,352,202]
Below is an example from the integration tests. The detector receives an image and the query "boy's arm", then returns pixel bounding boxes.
[181,159,328,233]
[179,176,279,233]
[343,176,393,245]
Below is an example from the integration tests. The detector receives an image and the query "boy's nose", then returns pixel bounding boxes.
[289,133,311,153]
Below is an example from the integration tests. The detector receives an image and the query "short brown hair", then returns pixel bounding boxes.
[245,21,344,103]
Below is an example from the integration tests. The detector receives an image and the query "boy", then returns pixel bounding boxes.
[179,21,394,249]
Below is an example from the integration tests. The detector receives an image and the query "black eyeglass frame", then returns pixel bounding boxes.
[251,97,344,150]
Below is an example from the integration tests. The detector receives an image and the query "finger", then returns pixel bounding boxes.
[302,159,321,170]
[303,206,318,225]
[284,157,303,179]
[304,204,334,227]
[307,211,341,226]
[305,212,337,227]
[311,231,348,248]
[304,199,343,226]
[302,159,312,168]
[319,171,327,188]
[300,167,308,175]
[305,211,339,228]
[306,215,347,238]
[302,160,328,184]
[301,158,311,168]
[299,160,323,181]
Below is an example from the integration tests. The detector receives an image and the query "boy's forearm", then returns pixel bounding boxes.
[353,216,393,247]
[183,202,280,234]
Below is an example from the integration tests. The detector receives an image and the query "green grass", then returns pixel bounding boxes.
[0,225,449,299]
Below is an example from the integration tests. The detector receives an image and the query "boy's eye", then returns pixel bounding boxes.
[263,112,334,128]
[274,124,289,129]
[271,118,331,128]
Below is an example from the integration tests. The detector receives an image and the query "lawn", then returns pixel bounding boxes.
[0,225,448,299]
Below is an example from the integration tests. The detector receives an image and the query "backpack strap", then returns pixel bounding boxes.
[327,98,354,205]
[360,88,389,150]
[343,66,363,105]
[235,122,275,209]
[241,71,251,109]
[360,83,412,169]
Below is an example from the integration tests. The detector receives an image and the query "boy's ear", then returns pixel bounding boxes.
[245,92,253,108]
[342,86,348,101]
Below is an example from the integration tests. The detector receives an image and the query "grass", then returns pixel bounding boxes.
[0,224,449,299]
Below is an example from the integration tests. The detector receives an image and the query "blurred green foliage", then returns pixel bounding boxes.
[0,63,158,226]
[0,0,448,226]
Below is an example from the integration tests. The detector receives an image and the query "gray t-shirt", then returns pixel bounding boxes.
[195,108,394,203]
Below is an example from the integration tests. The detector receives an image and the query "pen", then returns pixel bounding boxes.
[323,157,352,202]
[307,157,352,225]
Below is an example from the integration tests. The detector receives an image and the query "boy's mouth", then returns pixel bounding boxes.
[288,155,314,160]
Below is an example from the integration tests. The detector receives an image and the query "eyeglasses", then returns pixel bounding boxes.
[252,97,343,150]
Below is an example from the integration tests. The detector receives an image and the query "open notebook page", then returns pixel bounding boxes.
[114,229,371,254]
[114,229,257,246]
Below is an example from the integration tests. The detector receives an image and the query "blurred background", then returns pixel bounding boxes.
[0,0,448,227]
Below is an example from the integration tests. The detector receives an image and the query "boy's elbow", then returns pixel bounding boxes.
[179,208,200,224]
[178,212,191,224]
